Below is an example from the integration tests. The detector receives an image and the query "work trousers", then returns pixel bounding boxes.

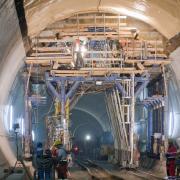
[56,161,68,179]
[167,159,176,177]
[38,168,51,180]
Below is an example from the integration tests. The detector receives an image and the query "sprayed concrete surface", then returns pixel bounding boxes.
[0,0,26,166]
[24,0,180,38]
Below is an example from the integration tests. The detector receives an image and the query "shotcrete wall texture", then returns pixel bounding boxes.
[0,0,26,166]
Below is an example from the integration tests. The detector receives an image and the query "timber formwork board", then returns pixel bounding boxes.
[50,68,146,77]
[26,56,72,65]
[25,57,171,66]
[125,59,171,65]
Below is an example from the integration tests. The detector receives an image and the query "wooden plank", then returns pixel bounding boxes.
[52,31,132,37]
[31,50,121,55]
[50,68,146,76]
[47,23,127,29]
[25,58,72,64]
[27,56,72,60]
[81,67,136,71]
[31,52,71,56]
[50,71,145,77]
[144,60,171,66]
[43,26,136,33]
[137,63,145,70]
[125,59,171,64]
[69,15,127,20]
[35,34,133,43]
[32,47,68,52]
[125,47,164,51]
[84,58,124,61]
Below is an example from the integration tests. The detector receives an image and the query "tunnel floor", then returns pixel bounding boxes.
[69,160,165,180]
[0,159,167,179]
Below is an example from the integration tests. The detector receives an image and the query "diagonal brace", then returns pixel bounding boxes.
[115,82,128,97]
[66,81,81,100]
[135,74,150,97]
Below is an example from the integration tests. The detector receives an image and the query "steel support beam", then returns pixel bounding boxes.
[59,80,69,146]
[147,109,153,152]
[45,72,61,101]
[23,73,31,159]
[115,82,127,97]
[66,81,81,100]
[60,80,66,122]
[135,74,150,97]
[130,73,135,165]
[47,81,61,101]
[45,72,147,83]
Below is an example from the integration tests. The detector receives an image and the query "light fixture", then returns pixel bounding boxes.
[85,134,91,141]
[95,81,103,86]
[10,105,13,131]
[32,130,35,141]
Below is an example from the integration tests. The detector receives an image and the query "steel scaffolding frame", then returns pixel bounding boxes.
[25,12,171,166]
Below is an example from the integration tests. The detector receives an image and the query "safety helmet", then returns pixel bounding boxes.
[54,140,62,146]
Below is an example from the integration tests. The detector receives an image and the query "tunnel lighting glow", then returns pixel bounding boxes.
[169,112,173,137]
[118,15,127,19]
[80,45,87,58]
[75,44,80,52]
[80,46,87,53]
[21,118,24,135]
[111,7,149,22]
[85,134,91,141]
[95,81,103,86]
[9,105,13,131]
[32,130,35,141]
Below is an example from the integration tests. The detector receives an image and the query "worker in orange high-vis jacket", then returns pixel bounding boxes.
[166,140,177,178]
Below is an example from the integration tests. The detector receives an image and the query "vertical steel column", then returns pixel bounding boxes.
[59,80,67,145]
[130,73,135,165]
[60,80,69,146]
[23,73,31,158]
[161,106,164,135]
[162,66,168,137]
[147,109,153,152]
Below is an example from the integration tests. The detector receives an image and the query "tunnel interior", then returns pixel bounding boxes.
[0,0,180,179]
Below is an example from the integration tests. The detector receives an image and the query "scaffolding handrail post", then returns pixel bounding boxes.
[130,73,135,166]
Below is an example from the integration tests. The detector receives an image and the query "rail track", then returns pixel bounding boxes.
[76,159,163,180]
[76,159,123,180]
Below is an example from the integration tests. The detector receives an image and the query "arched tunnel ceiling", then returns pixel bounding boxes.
[24,0,180,38]
[70,108,104,138]
[73,93,111,131]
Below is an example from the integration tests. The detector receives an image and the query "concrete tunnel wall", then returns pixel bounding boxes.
[25,0,180,39]
[0,0,26,166]
[0,0,180,166]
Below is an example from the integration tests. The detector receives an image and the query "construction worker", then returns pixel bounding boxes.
[166,140,177,178]
[175,150,180,177]
[53,140,68,179]
[43,149,53,180]
[36,142,43,157]
[36,144,53,180]
[36,142,44,180]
